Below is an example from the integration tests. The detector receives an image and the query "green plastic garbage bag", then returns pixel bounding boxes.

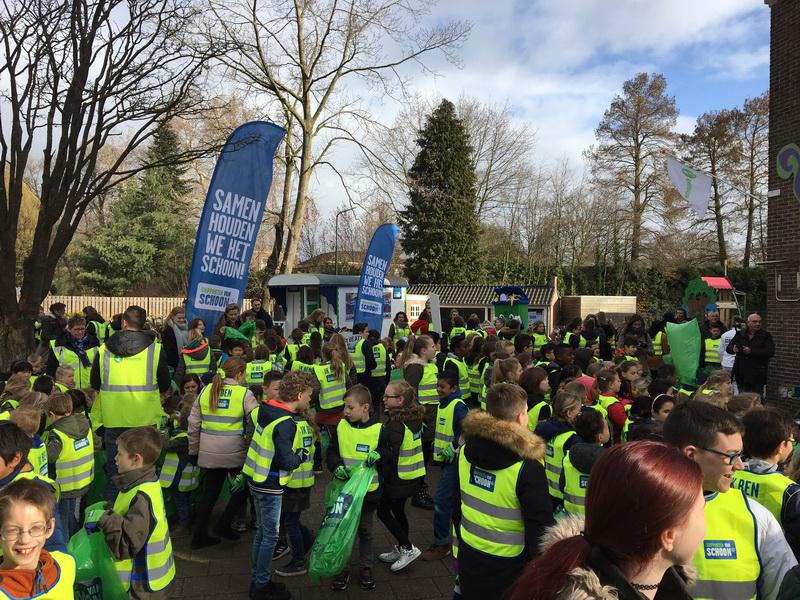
[309,464,377,582]
[68,505,127,600]
[666,319,701,386]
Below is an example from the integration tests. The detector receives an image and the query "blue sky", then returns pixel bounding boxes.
[316,0,770,210]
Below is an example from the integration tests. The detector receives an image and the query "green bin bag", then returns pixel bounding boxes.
[666,319,701,386]
[308,464,377,582]
[68,503,127,600]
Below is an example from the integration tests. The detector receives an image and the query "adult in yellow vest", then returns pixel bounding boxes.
[732,408,800,558]
[187,357,259,549]
[664,401,797,599]
[389,312,411,345]
[376,381,425,572]
[45,315,100,389]
[90,305,171,502]
[453,384,552,600]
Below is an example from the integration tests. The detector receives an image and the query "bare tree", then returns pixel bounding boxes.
[587,73,677,262]
[208,0,469,275]
[0,0,217,365]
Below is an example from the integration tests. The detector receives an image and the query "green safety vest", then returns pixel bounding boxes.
[415,362,439,405]
[433,398,466,459]
[544,430,575,500]
[198,384,247,437]
[183,351,211,376]
[532,333,548,354]
[692,490,759,600]
[50,339,98,388]
[444,355,470,403]
[527,400,549,431]
[397,424,425,480]
[245,360,273,384]
[28,442,49,478]
[287,419,315,489]
[392,324,410,343]
[458,450,525,558]
[112,479,175,592]
[731,469,795,524]
[349,338,367,374]
[0,551,76,599]
[704,338,721,364]
[337,419,381,492]
[653,331,664,356]
[243,413,293,484]
[562,451,589,516]
[49,428,94,493]
[158,432,200,492]
[313,362,346,411]
[372,343,387,378]
[97,342,162,428]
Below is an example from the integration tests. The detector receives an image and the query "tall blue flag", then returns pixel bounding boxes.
[186,121,285,329]
[353,223,401,333]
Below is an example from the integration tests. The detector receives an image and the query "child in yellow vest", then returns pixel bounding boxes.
[94,426,175,599]
[9,407,48,481]
[0,479,76,599]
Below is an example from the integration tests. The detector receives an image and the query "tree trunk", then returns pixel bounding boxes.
[743,160,756,268]
[281,130,313,274]
[710,164,727,268]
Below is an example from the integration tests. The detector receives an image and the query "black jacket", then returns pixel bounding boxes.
[246,400,302,494]
[39,312,66,344]
[159,325,180,370]
[727,329,775,386]
[45,331,100,378]
[252,307,274,330]
[90,330,171,394]
[453,410,554,600]
[534,418,580,455]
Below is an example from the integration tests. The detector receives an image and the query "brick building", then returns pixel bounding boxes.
[766,0,800,408]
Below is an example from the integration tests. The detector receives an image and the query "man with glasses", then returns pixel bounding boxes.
[664,401,796,600]
[727,313,775,397]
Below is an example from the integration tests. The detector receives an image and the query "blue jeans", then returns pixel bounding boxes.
[104,427,127,502]
[434,462,456,545]
[57,497,80,539]
[168,482,192,525]
[284,511,312,566]
[251,491,283,586]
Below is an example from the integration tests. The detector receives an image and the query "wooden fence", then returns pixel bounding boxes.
[42,296,254,319]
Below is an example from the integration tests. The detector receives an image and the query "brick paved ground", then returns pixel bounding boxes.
[170,468,454,600]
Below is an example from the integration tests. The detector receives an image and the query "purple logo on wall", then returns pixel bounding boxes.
[777,143,800,200]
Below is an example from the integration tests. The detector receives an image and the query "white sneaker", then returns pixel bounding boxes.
[378,545,401,563]
[390,545,421,572]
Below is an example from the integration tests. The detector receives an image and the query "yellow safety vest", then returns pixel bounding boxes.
[290,360,315,374]
[415,362,439,405]
[620,417,635,442]
[336,419,381,492]
[598,394,618,410]
[444,355,470,403]
[49,428,94,493]
[349,338,367,374]
[372,343,387,378]
[563,332,576,346]
[313,362,346,411]
[397,424,425,480]
[653,331,664,356]
[28,441,49,478]
[532,333,548,354]
[284,343,301,363]
[392,325,410,343]
[0,398,19,421]
[544,430,575,500]
[458,450,525,558]
[245,360,273,384]
[183,350,211,376]
[479,362,492,409]
[10,468,61,501]
[692,490,760,600]
[0,551,76,599]
[433,398,466,459]
[198,384,247,437]
[450,326,467,340]
[704,338,721,364]
[97,342,162,428]
[287,419,315,489]
[467,360,483,399]
[243,413,293,485]
[50,339,98,389]
[527,400,549,431]
[158,432,200,492]
[731,469,795,524]
[112,479,175,592]
[562,451,589,516]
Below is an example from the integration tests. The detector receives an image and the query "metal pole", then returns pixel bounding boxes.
[334,206,357,275]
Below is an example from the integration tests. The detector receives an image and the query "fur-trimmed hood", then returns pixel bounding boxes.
[461,409,545,462]
[402,355,429,368]
[541,516,697,600]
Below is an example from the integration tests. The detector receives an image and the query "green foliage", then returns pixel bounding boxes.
[400,99,482,283]
[76,123,195,295]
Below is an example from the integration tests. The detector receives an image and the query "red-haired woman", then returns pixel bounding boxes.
[508,441,705,600]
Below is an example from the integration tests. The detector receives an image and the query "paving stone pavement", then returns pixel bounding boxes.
[170,467,454,600]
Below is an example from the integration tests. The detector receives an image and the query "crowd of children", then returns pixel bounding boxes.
[1,304,799,600]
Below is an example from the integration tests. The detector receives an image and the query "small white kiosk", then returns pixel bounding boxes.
[267,273,409,337]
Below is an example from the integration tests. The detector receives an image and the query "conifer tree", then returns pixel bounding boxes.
[400,100,481,283]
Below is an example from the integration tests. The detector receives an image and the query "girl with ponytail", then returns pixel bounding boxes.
[509,441,704,600]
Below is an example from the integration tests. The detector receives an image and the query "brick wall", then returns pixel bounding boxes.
[767,0,800,410]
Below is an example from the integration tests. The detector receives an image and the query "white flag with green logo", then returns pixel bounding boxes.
[667,156,712,218]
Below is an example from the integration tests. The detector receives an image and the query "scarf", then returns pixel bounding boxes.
[170,319,189,350]
[69,335,92,368]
